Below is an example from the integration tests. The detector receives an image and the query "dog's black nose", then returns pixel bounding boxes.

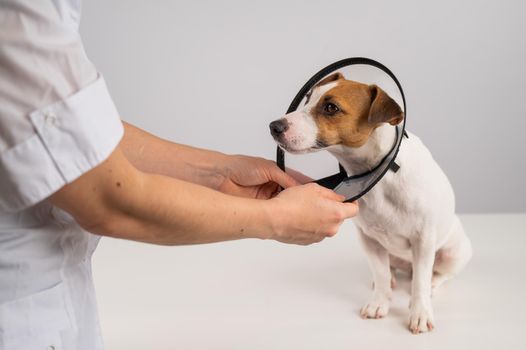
[269,119,289,137]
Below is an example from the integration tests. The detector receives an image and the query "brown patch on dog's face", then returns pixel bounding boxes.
[317,72,344,87]
[311,79,404,148]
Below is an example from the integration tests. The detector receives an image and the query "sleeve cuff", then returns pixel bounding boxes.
[0,75,124,212]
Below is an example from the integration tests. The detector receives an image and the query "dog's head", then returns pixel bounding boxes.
[269,73,404,153]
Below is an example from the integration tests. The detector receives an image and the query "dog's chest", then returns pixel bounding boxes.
[353,173,416,259]
[335,129,454,259]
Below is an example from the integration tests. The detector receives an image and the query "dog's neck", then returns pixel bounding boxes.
[327,123,397,176]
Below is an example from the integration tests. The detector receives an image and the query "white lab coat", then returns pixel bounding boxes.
[0,0,123,348]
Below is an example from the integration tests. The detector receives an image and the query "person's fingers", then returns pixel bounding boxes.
[285,167,313,184]
[339,201,359,219]
[266,164,299,188]
[256,182,280,199]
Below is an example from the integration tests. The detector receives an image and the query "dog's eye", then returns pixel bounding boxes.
[324,103,340,115]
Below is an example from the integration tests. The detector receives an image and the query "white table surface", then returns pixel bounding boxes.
[93,214,526,349]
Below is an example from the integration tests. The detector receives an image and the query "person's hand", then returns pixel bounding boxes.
[262,183,359,245]
[217,154,311,199]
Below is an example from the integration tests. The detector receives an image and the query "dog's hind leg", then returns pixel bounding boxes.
[432,216,472,292]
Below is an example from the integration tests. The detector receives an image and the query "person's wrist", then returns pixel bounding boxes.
[257,197,285,241]
[215,152,236,176]
[186,150,230,190]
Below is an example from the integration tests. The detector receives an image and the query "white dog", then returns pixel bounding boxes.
[269,73,472,334]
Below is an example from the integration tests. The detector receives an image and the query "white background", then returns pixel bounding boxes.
[80,0,526,213]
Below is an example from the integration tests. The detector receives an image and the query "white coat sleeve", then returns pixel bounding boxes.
[0,0,124,212]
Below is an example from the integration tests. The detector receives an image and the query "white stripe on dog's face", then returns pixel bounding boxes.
[305,81,338,111]
[276,82,338,153]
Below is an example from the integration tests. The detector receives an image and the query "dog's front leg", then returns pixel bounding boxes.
[358,231,392,319]
[408,234,436,334]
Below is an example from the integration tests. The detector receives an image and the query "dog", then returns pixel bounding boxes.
[269,72,472,334]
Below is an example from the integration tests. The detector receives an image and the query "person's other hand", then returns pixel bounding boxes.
[263,183,359,245]
[218,155,311,199]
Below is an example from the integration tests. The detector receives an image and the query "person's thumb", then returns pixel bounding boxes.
[268,164,299,188]
[339,201,359,219]
[316,185,345,202]
[285,167,313,184]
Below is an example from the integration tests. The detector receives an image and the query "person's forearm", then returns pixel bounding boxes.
[51,147,275,245]
[97,172,274,245]
[121,122,228,189]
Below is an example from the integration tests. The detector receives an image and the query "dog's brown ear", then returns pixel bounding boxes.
[316,72,344,87]
[368,85,404,126]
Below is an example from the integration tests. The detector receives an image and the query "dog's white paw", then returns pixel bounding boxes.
[408,299,435,334]
[360,294,391,319]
